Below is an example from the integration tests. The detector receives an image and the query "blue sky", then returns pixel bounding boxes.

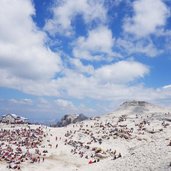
[0,0,171,122]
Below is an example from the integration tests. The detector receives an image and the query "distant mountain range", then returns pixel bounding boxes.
[1,100,170,126]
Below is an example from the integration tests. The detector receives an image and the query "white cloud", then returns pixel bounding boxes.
[53,60,149,99]
[1,0,171,116]
[54,99,78,114]
[116,38,161,57]
[55,99,75,108]
[160,85,171,99]
[9,98,33,105]
[69,58,94,74]
[44,0,107,36]
[73,26,115,60]
[163,85,171,89]
[94,60,149,84]
[123,0,170,37]
[0,0,62,95]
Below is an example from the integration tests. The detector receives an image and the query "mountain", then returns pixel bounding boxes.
[56,113,88,127]
[108,100,171,120]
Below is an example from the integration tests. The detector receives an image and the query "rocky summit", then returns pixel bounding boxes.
[109,100,171,120]
[57,113,88,127]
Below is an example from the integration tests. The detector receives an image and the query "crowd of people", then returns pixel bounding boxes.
[61,115,132,163]
[61,114,170,164]
[0,126,45,169]
[0,113,170,170]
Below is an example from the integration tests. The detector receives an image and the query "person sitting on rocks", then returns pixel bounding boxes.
[168,140,171,146]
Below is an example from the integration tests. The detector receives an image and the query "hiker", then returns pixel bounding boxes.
[168,140,171,146]
[88,160,93,164]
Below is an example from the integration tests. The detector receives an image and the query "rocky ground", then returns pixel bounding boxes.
[0,101,171,171]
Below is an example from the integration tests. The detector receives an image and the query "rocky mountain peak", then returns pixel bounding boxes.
[120,100,152,107]
[108,100,170,119]
[57,113,88,127]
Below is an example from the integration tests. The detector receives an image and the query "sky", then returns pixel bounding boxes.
[0,0,171,122]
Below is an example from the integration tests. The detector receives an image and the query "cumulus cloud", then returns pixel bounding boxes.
[0,0,62,95]
[44,0,107,36]
[94,60,149,84]
[55,99,76,109]
[73,26,116,60]
[69,58,94,74]
[123,0,170,37]
[116,38,162,57]
[54,99,95,115]
[53,60,149,99]
[1,0,171,118]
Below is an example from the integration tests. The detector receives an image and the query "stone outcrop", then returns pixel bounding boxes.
[57,114,88,127]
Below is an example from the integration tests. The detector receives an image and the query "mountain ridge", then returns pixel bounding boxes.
[107,100,170,120]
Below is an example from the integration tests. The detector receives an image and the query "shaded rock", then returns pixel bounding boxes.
[57,114,88,127]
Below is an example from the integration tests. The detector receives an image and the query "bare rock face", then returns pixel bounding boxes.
[118,100,153,114]
[121,100,152,107]
[57,114,88,127]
